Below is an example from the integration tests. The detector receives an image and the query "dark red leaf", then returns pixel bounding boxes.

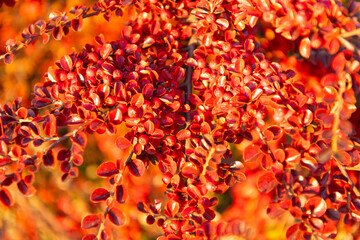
[32,98,52,108]
[91,188,110,202]
[325,208,340,221]
[71,17,83,32]
[72,131,87,147]
[57,149,71,161]
[4,52,14,64]
[60,55,73,71]
[0,188,13,207]
[127,159,145,177]
[53,26,63,40]
[203,208,216,221]
[108,207,125,226]
[43,150,55,167]
[115,185,128,204]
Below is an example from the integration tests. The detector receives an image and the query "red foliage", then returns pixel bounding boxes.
[0,0,360,239]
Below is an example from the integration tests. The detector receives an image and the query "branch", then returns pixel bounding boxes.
[96,149,134,239]
[331,74,360,198]
[0,8,105,62]
[341,29,360,38]
[185,35,198,123]
[201,147,215,176]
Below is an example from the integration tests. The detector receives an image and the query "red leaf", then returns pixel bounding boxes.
[285,148,301,165]
[44,114,57,137]
[166,199,179,217]
[0,188,13,207]
[309,217,324,231]
[216,18,229,30]
[331,51,346,72]
[151,128,164,139]
[305,196,327,217]
[286,224,303,240]
[81,214,101,229]
[142,36,155,48]
[182,166,199,179]
[328,38,340,55]
[116,137,132,149]
[267,202,286,218]
[176,129,191,141]
[109,108,123,125]
[131,93,144,108]
[100,43,112,59]
[243,144,264,162]
[82,234,97,240]
[187,184,201,199]
[144,120,155,134]
[108,207,125,226]
[142,84,154,99]
[334,151,351,166]
[188,94,203,105]
[127,159,145,177]
[91,188,110,202]
[97,162,119,178]
[0,157,12,167]
[299,37,311,58]
[257,172,277,193]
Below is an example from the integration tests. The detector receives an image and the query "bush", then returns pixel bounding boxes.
[0,0,360,239]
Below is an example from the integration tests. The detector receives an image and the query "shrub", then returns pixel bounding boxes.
[0,0,360,239]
